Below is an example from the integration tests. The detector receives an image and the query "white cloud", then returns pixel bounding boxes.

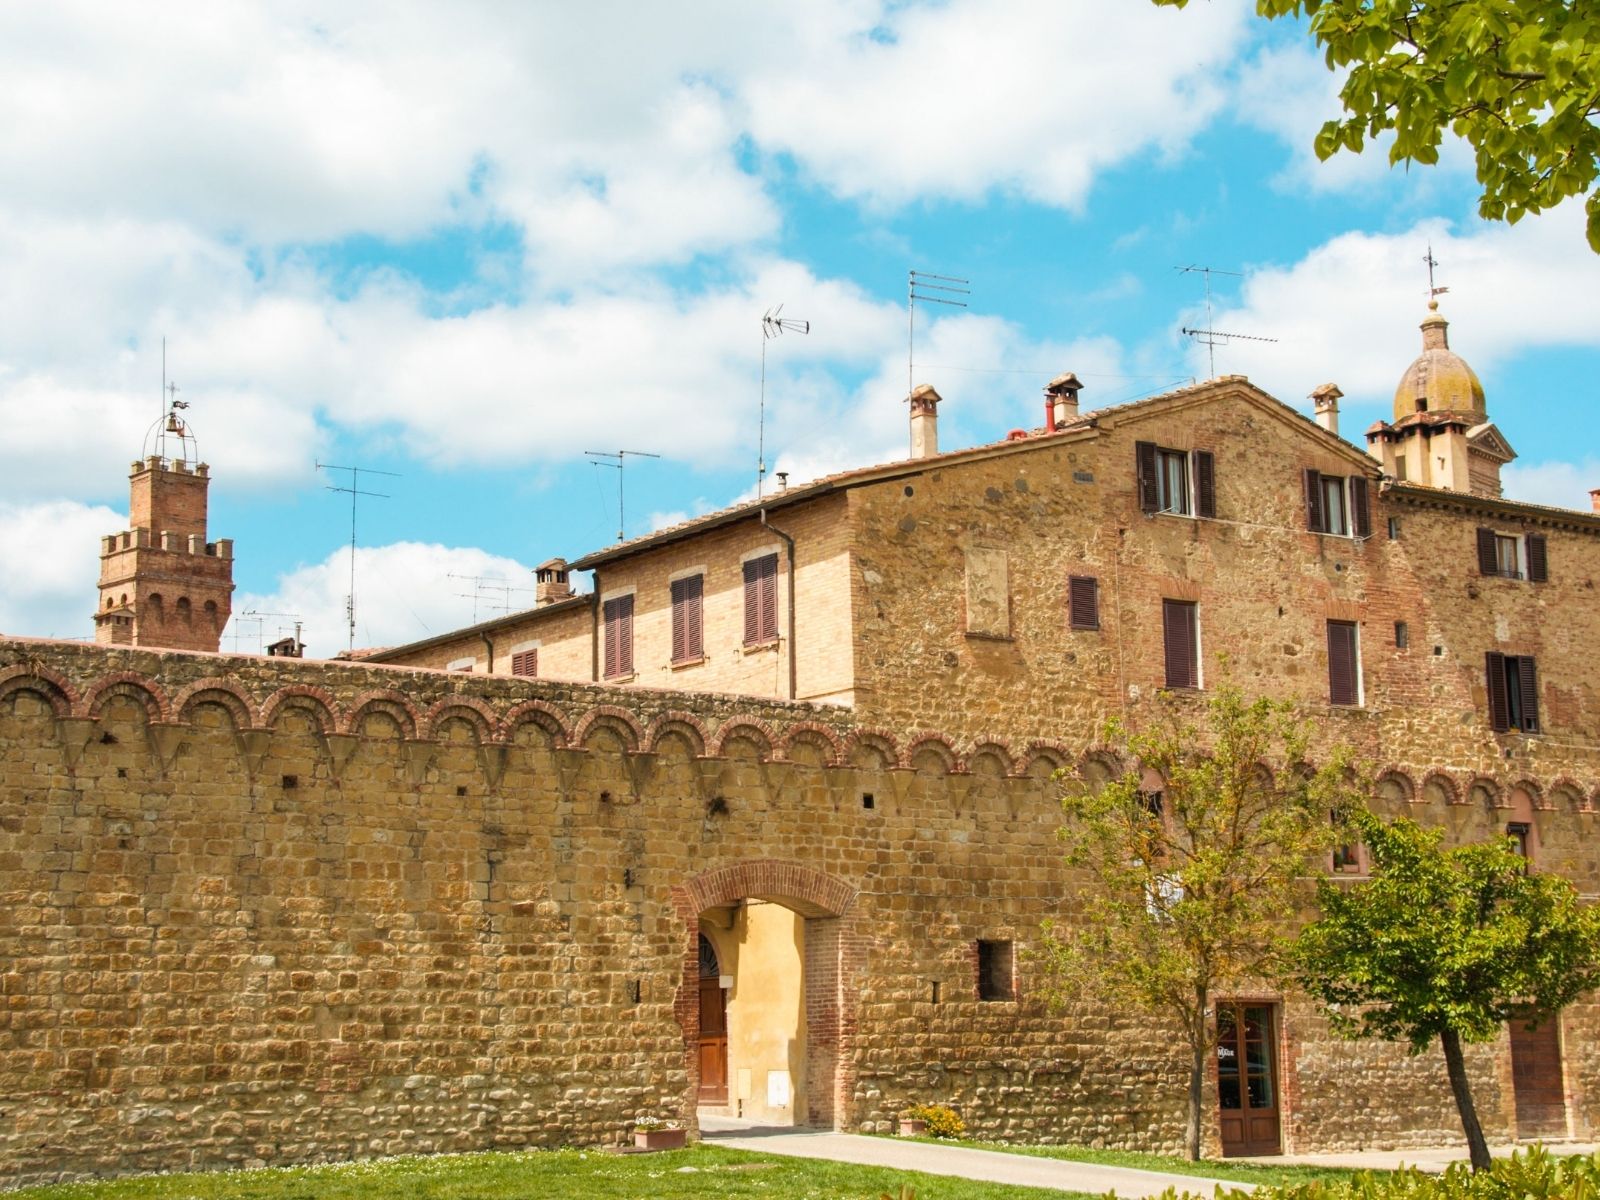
[233,541,536,657]
[1502,459,1600,513]
[0,500,125,639]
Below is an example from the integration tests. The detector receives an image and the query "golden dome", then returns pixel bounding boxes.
[1393,302,1485,422]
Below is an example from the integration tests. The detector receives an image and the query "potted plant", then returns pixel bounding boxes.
[632,1116,687,1151]
[898,1104,965,1139]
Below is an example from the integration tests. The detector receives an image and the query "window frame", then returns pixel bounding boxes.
[1477,528,1548,582]
[1305,469,1372,538]
[669,572,705,664]
[1486,651,1540,734]
[509,647,539,678]
[1067,574,1100,630]
[976,939,1015,1002]
[602,592,635,680]
[1326,619,1361,707]
[1161,598,1200,690]
[742,552,780,647]
[1136,441,1215,519]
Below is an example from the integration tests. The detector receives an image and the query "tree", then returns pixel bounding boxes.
[1291,811,1600,1171]
[1037,685,1360,1161]
[1155,0,1600,252]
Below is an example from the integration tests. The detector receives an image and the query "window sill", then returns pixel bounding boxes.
[741,639,780,655]
[602,672,637,684]
[670,655,706,671]
[963,631,1014,643]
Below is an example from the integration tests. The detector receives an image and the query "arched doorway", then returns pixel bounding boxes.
[674,861,859,1130]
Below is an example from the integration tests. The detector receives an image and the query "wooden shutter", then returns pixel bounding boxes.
[1162,600,1197,689]
[1136,441,1159,513]
[1327,621,1357,706]
[1194,450,1216,519]
[604,595,633,678]
[1476,527,1498,575]
[1485,651,1510,731]
[603,599,619,679]
[1517,656,1540,732]
[1304,469,1325,532]
[744,555,777,644]
[510,649,538,677]
[671,575,703,662]
[1349,476,1371,538]
[1068,575,1099,630]
[1526,535,1548,583]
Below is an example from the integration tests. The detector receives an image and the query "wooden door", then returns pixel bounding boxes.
[697,935,728,1105]
[1510,1013,1566,1138]
[1217,1003,1282,1156]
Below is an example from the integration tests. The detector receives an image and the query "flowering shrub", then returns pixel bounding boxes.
[900,1104,965,1139]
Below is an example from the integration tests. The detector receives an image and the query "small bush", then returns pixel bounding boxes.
[902,1104,965,1139]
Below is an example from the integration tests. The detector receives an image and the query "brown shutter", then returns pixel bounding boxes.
[671,575,702,662]
[1304,469,1325,532]
[1194,450,1216,519]
[617,593,633,675]
[1327,621,1357,705]
[603,598,620,679]
[1526,535,1548,583]
[1517,656,1539,732]
[670,579,686,662]
[1485,651,1509,731]
[744,556,778,644]
[1162,600,1196,689]
[1068,575,1099,630]
[1349,476,1371,538]
[686,574,703,658]
[1477,527,1498,575]
[510,649,537,677]
[743,559,760,644]
[1136,441,1159,513]
[761,557,778,641]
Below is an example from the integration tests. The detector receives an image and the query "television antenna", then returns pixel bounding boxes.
[1423,244,1450,305]
[908,270,969,398]
[585,449,661,542]
[449,574,537,624]
[1177,264,1276,378]
[238,609,304,655]
[316,461,400,651]
[758,305,810,499]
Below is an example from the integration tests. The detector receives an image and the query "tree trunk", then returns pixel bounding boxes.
[1440,1028,1492,1172]
[1185,990,1208,1162]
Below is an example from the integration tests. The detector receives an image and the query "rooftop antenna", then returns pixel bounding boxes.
[585,449,661,542]
[1177,265,1277,378]
[145,337,197,465]
[316,461,400,651]
[758,305,810,499]
[239,609,303,655]
[1424,244,1449,306]
[449,574,536,625]
[909,270,969,398]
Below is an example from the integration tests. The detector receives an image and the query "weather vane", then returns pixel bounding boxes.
[1424,244,1449,306]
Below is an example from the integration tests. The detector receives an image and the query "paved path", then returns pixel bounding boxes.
[700,1117,1251,1198]
[1238,1141,1599,1173]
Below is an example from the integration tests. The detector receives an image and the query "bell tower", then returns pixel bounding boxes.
[94,389,234,652]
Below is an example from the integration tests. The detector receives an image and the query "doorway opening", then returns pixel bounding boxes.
[1217,1001,1283,1156]
[1509,1012,1568,1139]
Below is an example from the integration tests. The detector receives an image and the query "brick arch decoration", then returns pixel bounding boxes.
[1420,771,1461,806]
[905,732,960,775]
[499,698,572,747]
[670,860,862,1132]
[965,739,1015,777]
[570,704,643,752]
[1511,778,1548,811]
[1548,777,1590,814]
[1467,775,1503,812]
[0,663,79,718]
[844,728,899,770]
[345,690,421,739]
[172,678,257,730]
[1015,739,1072,780]
[778,721,844,767]
[260,684,340,735]
[82,672,170,723]
[1373,768,1416,809]
[421,696,498,744]
[707,717,778,761]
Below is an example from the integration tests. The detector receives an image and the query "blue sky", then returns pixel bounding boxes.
[2,1,1597,655]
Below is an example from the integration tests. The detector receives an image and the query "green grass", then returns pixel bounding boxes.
[7,1144,1097,1200]
[894,1137,1373,1188]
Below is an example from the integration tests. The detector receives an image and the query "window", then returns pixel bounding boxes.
[447,656,474,673]
[1476,528,1547,582]
[1387,517,1401,540]
[743,554,778,645]
[1394,621,1409,649]
[1393,455,1407,482]
[1136,441,1216,518]
[603,594,634,679]
[1330,811,1363,873]
[1162,599,1199,689]
[510,648,538,677]
[1305,470,1371,537]
[1486,652,1539,733]
[977,940,1014,1001]
[1326,620,1360,706]
[1507,821,1531,862]
[1068,575,1099,630]
[670,574,704,663]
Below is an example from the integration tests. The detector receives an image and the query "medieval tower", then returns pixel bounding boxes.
[93,395,234,652]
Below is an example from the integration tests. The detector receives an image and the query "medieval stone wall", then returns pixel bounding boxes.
[2,638,1595,1186]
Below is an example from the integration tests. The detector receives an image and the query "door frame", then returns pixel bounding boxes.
[1215,998,1285,1157]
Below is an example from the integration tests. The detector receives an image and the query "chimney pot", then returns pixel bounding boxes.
[1590,488,1600,514]
[909,384,942,459]
[535,557,575,606]
[1045,372,1084,428]
[1311,382,1343,437]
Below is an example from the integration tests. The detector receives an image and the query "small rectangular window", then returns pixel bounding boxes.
[1321,476,1349,536]
[1387,517,1401,540]
[743,554,779,645]
[1393,455,1407,482]
[1331,812,1363,874]
[1486,652,1539,734]
[1136,442,1214,517]
[1327,620,1360,706]
[1495,534,1521,579]
[670,574,704,663]
[603,594,634,679]
[1158,449,1190,514]
[1162,599,1199,690]
[977,940,1014,1001]
[1394,621,1409,649]
[510,649,538,677]
[1068,575,1100,630]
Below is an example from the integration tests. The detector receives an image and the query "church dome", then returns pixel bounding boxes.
[1393,302,1485,422]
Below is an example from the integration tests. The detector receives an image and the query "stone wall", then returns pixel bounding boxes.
[2,637,1596,1186]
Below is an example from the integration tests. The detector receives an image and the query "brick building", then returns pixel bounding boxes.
[1,304,1598,1184]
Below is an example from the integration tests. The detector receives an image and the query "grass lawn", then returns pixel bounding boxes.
[895,1137,1371,1188]
[7,1144,1098,1200]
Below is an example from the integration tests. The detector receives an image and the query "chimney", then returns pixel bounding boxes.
[1045,373,1084,431]
[1311,382,1343,437]
[1590,488,1600,514]
[909,384,941,459]
[535,557,575,606]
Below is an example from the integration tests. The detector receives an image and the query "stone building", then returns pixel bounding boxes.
[1,304,1598,1185]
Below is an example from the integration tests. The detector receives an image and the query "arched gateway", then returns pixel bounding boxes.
[670,861,861,1129]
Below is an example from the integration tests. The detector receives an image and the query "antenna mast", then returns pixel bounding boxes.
[909,270,969,397]
[316,461,400,651]
[585,449,661,542]
[1177,265,1277,378]
[758,305,810,499]
[1423,243,1450,305]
